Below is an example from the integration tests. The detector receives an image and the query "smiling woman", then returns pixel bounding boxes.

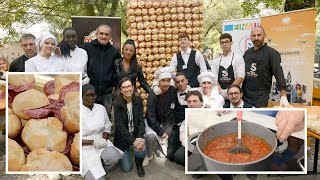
[113,39,152,94]
[24,32,67,72]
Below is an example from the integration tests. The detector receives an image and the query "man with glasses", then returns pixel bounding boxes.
[223,84,253,108]
[9,34,37,72]
[211,33,245,102]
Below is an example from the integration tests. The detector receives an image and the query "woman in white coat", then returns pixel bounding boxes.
[25,32,67,72]
[196,71,225,108]
[82,84,123,180]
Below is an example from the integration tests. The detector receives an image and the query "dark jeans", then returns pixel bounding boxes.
[119,147,146,172]
[96,93,113,118]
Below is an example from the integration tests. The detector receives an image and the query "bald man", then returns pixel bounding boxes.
[80,24,121,117]
[242,26,288,108]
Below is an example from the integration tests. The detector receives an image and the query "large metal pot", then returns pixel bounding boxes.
[188,121,287,171]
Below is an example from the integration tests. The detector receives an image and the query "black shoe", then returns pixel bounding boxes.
[137,166,145,177]
[136,157,145,177]
[192,174,205,178]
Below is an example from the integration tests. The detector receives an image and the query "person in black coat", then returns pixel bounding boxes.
[223,84,253,108]
[113,77,146,177]
[114,39,152,94]
[80,24,121,118]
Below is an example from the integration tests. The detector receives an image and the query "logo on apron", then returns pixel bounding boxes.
[220,69,231,82]
[247,63,258,77]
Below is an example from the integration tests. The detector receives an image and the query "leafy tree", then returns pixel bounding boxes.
[0,0,127,43]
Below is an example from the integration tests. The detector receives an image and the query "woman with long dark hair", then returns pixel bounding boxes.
[113,77,146,177]
[114,39,152,94]
[58,27,90,84]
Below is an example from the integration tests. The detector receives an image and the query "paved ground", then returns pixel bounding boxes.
[0,136,320,180]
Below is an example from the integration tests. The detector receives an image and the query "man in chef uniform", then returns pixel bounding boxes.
[144,67,179,165]
[211,33,245,102]
[242,26,289,107]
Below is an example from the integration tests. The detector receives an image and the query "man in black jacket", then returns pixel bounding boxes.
[9,34,37,72]
[80,24,121,117]
[144,67,179,165]
[223,84,253,108]
[242,26,288,108]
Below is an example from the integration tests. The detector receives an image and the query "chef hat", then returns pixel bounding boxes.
[197,71,218,84]
[36,32,58,52]
[82,84,96,97]
[154,67,175,81]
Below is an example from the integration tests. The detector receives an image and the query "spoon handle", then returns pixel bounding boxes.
[237,111,243,140]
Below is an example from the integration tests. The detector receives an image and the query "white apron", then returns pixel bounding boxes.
[82,104,123,179]
[82,140,123,179]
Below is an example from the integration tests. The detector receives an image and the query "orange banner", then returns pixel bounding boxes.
[261,9,316,105]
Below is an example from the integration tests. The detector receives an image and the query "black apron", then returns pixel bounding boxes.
[242,50,269,107]
[218,53,235,90]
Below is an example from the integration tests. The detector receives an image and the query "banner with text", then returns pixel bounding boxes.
[222,18,261,55]
[261,9,316,104]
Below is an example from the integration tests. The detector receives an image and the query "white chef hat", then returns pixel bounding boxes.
[154,67,175,81]
[36,32,58,52]
[197,71,218,84]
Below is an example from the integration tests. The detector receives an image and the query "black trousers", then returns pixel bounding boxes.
[167,125,181,162]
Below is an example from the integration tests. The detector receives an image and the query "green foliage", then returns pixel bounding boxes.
[0,0,126,43]
[202,0,243,55]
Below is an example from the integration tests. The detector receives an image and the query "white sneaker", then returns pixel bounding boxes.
[157,150,166,158]
[142,154,153,166]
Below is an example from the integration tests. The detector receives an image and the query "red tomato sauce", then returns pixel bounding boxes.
[203,134,272,163]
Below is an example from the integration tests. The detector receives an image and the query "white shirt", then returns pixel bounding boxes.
[127,103,134,134]
[62,47,89,77]
[25,54,67,72]
[196,86,225,108]
[230,100,244,108]
[170,47,207,72]
[177,85,192,105]
[211,51,245,85]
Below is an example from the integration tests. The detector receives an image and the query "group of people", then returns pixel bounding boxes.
[7,24,305,180]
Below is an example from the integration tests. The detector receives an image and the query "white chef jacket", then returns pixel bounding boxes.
[62,47,89,77]
[170,47,207,72]
[196,86,225,108]
[211,51,245,84]
[82,103,122,179]
[25,54,67,72]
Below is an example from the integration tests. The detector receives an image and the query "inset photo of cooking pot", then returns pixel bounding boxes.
[185,108,306,174]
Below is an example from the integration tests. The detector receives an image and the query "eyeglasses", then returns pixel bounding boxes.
[220,41,231,45]
[121,84,133,89]
[228,92,240,97]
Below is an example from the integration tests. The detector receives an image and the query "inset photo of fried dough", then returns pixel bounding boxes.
[6,73,81,173]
